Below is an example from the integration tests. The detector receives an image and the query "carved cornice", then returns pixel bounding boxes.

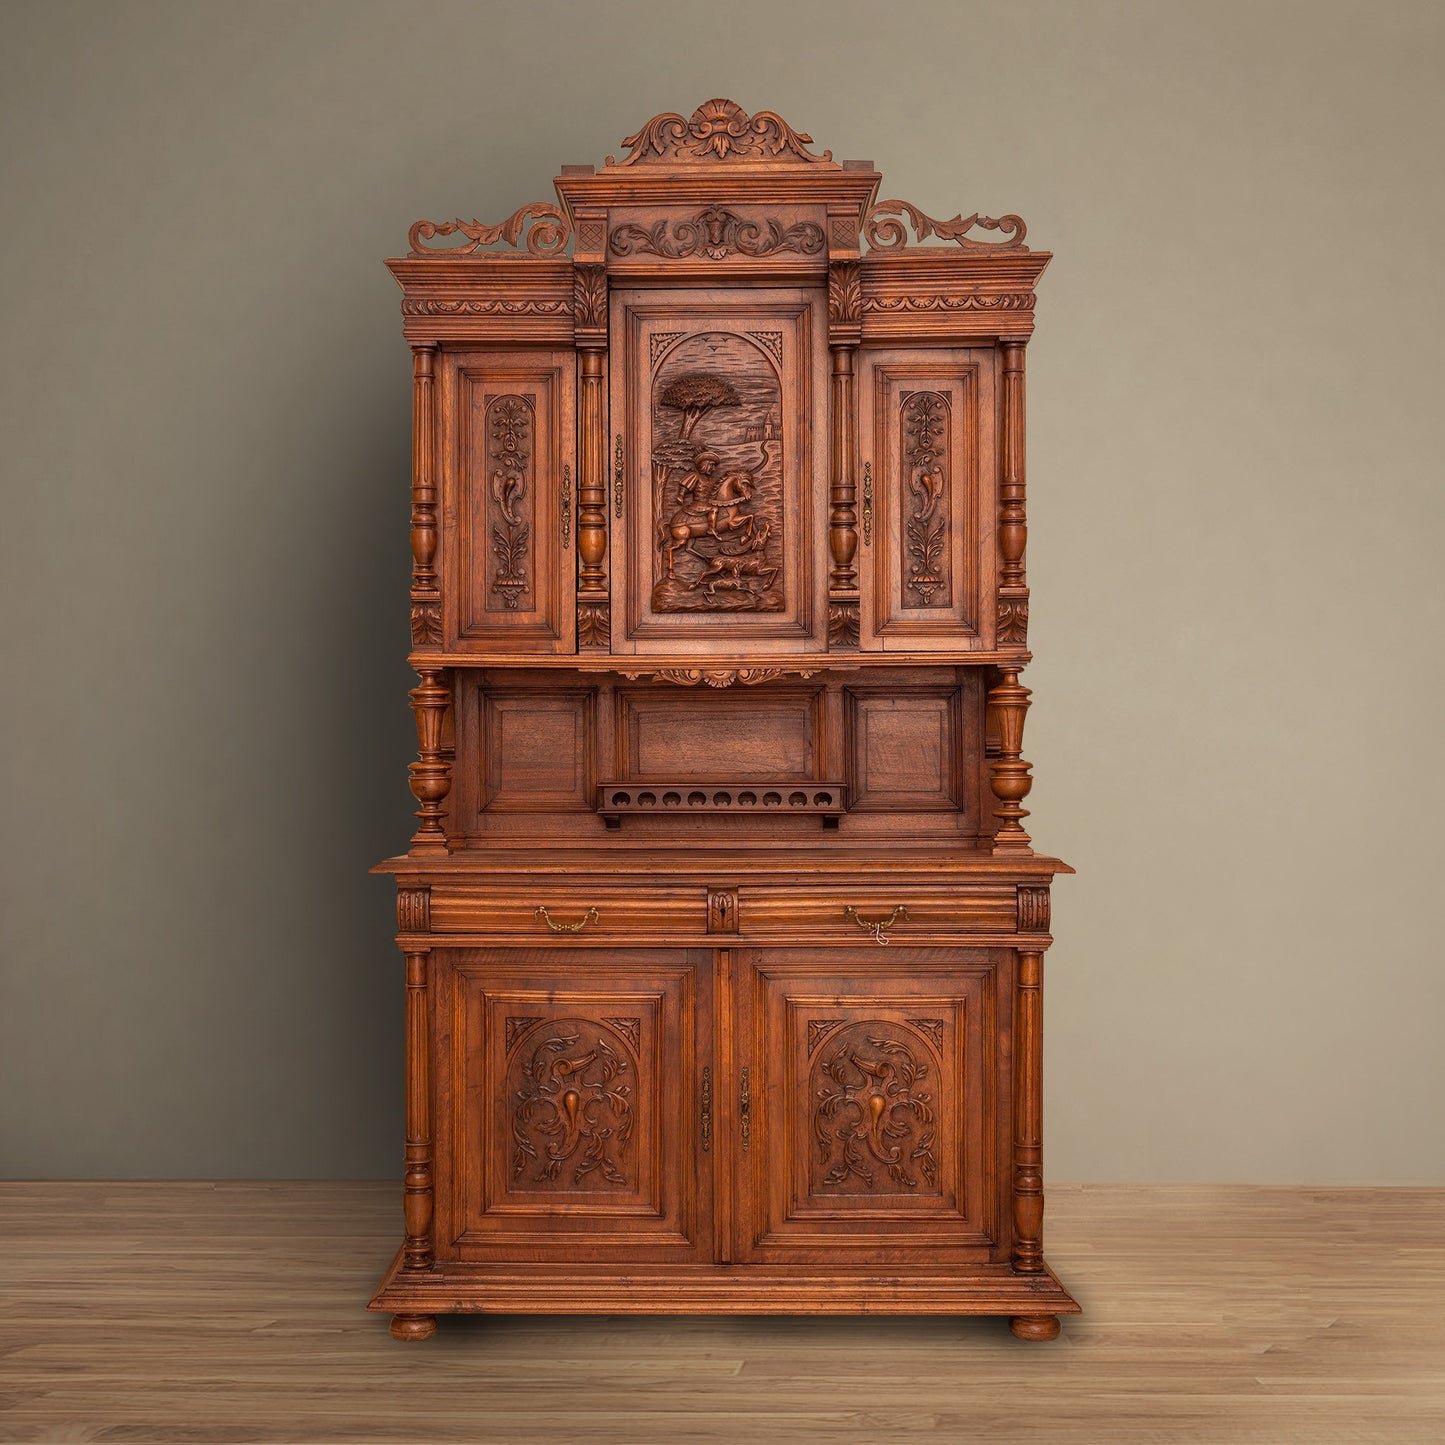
[863,200,1028,253]
[400,298,572,317]
[408,202,572,257]
[610,206,824,261]
[606,98,832,167]
[862,293,1035,312]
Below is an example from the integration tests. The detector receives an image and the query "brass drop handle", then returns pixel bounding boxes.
[862,460,873,546]
[614,434,625,517]
[700,1066,711,1153]
[533,905,600,933]
[844,903,909,945]
[739,1066,751,1151]
[560,463,572,547]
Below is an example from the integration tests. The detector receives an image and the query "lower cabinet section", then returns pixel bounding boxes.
[373,935,1079,1331]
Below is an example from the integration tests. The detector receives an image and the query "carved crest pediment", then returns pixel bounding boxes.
[606,98,835,168]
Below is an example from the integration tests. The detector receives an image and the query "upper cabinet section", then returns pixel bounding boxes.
[388,100,1048,663]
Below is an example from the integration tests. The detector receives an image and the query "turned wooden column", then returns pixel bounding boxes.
[574,255,610,648]
[827,258,861,647]
[407,667,451,855]
[997,340,1029,646]
[408,344,442,648]
[987,666,1033,852]
[401,948,434,1271]
[1012,948,1045,1272]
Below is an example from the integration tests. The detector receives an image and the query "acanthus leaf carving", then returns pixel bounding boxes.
[648,667,799,688]
[577,601,611,649]
[610,206,824,261]
[573,264,608,330]
[409,601,443,647]
[607,98,833,167]
[863,200,1028,253]
[827,260,862,327]
[997,596,1029,645]
[505,1016,543,1052]
[401,298,572,317]
[828,601,860,648]
[862,292,1035,313]
[408,202,572,257]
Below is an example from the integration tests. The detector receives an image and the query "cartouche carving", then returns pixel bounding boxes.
[902,391,951,607]
[644,667,805,688]
[813,1025,939,1192]
[486,396,532,610]
[863,200,1027,253]
[607,98,832,166]
[509,1020,635,1189]
[611,206,824,261]
[408,202,572,257]
[651,334,784,614]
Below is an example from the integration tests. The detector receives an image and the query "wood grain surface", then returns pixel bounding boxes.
[2,1182,1441,1443]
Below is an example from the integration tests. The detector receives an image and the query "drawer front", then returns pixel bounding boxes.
[738,885,1018,939]
[428,884,708,938]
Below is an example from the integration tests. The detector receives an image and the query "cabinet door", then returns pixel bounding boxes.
[441,349,576,653]
[733,947,1004,1264]
[439,947,712,1262]
[858,349,996,650]
[608,287,828,653]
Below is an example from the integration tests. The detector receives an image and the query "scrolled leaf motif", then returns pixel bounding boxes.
[608,98,832,166]
[408,202,572,257]
[863,199,1028,253]
[610,206,825,261]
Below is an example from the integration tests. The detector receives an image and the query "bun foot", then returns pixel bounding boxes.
[390,1312,437,1341]
[1008,1313,1062,1342]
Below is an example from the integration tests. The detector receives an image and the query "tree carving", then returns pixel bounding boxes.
[659,373,740,440]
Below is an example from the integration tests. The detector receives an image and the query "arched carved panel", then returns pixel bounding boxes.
[507,1017,637,1192]
[810,1021,941,1195]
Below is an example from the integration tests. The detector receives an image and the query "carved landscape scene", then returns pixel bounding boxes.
[650,331,785,614]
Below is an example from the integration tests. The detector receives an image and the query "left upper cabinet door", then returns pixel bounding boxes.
[440,349,576,653]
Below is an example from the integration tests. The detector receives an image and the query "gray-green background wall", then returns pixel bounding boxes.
[3,0,1442,1181]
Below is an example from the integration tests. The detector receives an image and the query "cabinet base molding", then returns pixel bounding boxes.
[370,1250,1079,1322]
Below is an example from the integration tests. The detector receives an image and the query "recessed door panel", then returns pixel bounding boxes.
[609,289,828,652]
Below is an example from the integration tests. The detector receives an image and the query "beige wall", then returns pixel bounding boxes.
[2,0,1442,1181]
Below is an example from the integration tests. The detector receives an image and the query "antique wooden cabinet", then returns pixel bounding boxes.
[370,100,1077,1342]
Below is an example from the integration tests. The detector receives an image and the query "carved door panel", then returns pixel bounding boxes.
[857,350,996,651]
[444,947,712,1262]
[733,947,1003,1264]
[608,288,828,653]
[441,349,576,653]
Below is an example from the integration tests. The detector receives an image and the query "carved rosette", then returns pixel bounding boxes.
[811,1023,940,1193]
[508,1019,637,1191]
[610,206,824,261]
[486,395,532,611]
[607,98,833,166]
[901,391,951,607]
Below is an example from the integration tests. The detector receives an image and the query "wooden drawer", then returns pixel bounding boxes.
[737,884,1019,939]
[427,883,708,938]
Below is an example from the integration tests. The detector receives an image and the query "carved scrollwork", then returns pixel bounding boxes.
[408,202,572,257]
[607,98,832,166]
[901,391,950,607]
[647,667,798,688]
[812,1024,939,1192]
[509,1020,635,1190]
[862,199,1027,253]
[610,206,824,261]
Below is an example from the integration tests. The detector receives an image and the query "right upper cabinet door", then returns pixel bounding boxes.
[858,349,997,651]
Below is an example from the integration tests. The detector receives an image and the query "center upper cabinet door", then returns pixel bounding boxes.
[609,289,828,653]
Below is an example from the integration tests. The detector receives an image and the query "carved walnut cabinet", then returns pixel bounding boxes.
[371,100,1077,1342]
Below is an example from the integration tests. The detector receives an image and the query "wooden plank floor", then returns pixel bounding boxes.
[1,1183,1442,1443]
